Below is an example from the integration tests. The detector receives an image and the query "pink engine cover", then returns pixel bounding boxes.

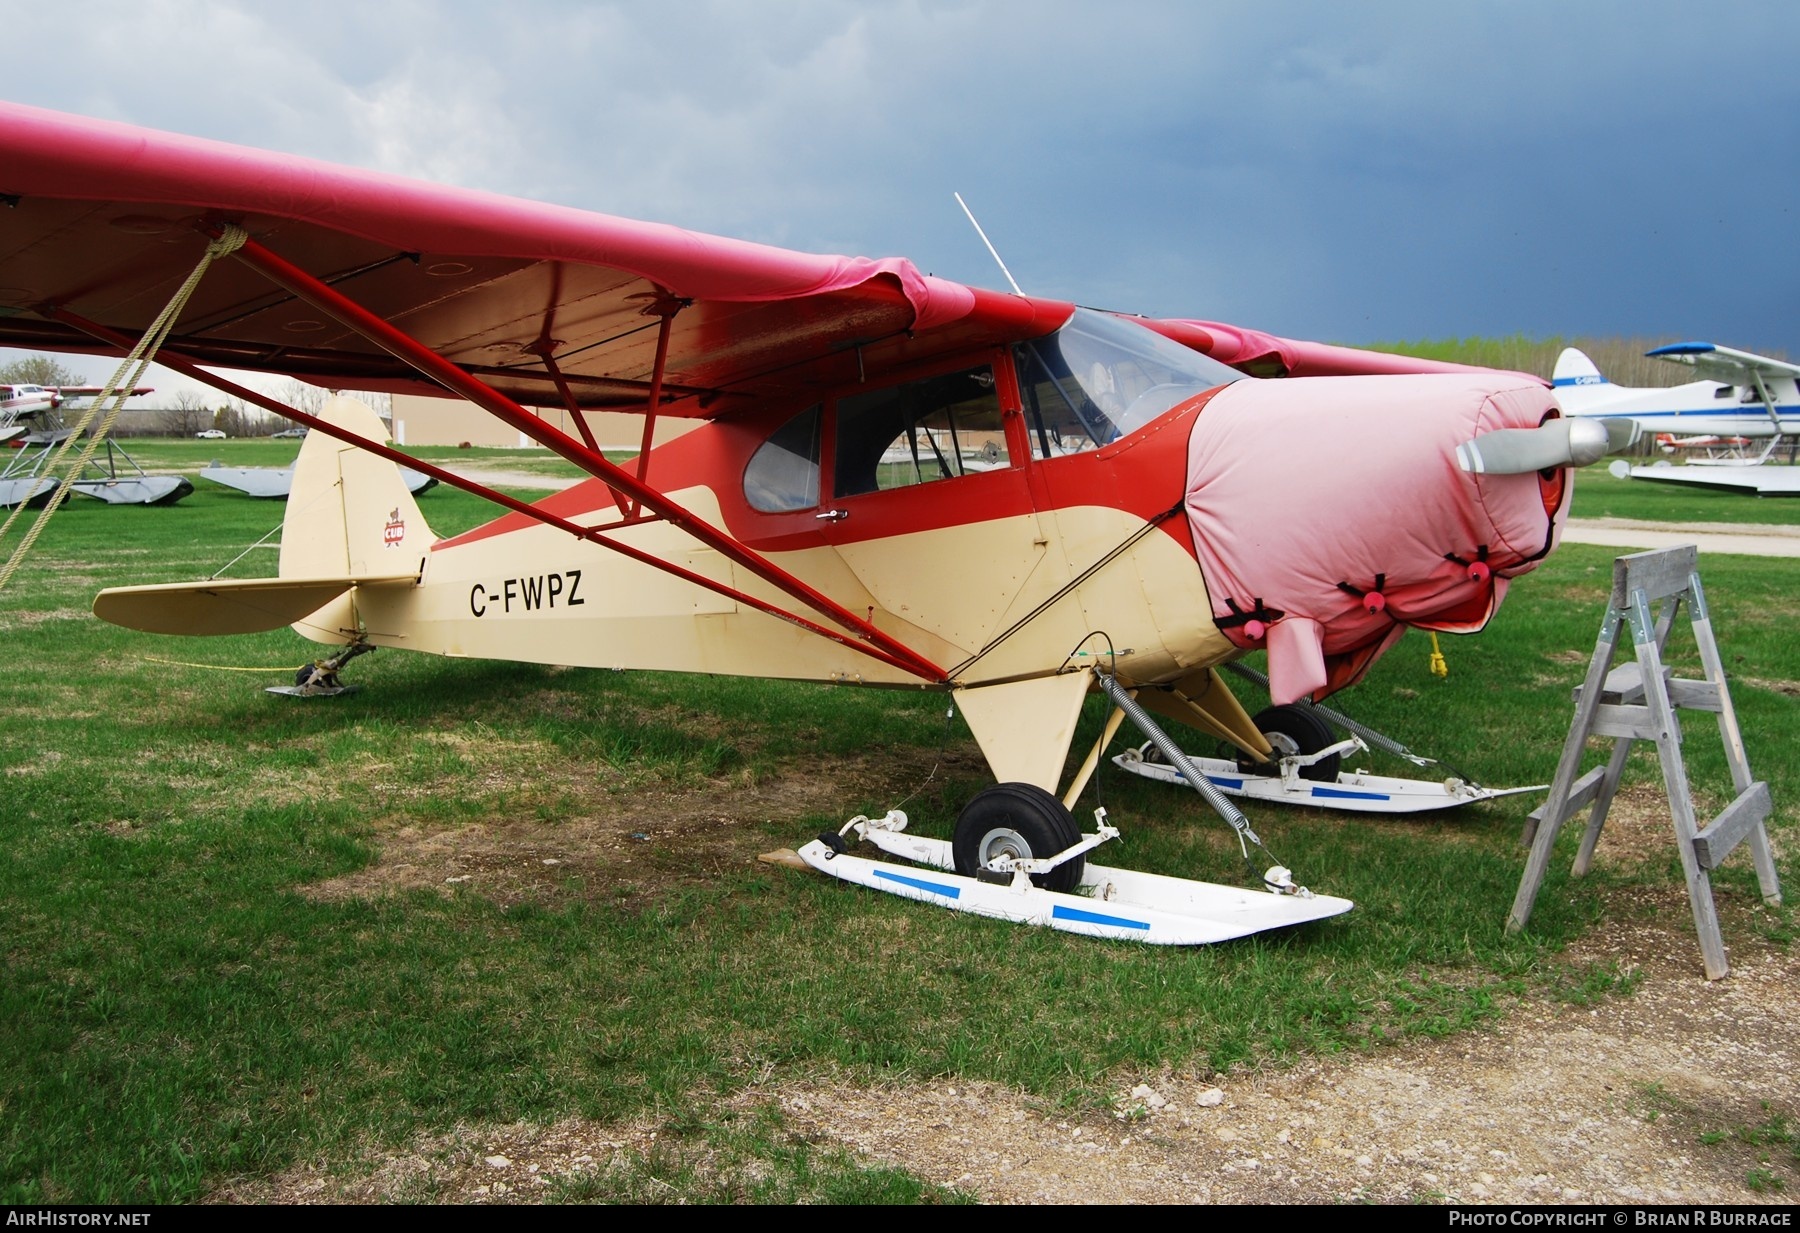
[1184,373,1567,705]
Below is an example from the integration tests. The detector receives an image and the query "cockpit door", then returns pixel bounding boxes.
[815,358,1050,659]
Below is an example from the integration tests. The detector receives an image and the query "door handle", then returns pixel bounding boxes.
[815,509,849,522]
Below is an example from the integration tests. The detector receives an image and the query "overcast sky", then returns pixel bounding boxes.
[6,0,1797,399]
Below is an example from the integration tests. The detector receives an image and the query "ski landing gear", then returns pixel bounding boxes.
[795,668,1354,946]
[797,802,1351,946]
[266,642,376,698]
[1112,678,1545,815]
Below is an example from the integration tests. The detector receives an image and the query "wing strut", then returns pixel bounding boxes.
[50,305,947,684]
[1748,368,1786,463]
[631,295,682,511]
[193,228,946,684]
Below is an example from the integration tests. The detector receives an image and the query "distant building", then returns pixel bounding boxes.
[390,393,697,450]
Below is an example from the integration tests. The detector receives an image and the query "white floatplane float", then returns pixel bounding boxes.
[798,809,1352,946]
[201,462,438,499]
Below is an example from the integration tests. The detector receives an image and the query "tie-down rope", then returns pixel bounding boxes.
[0,224,249,592]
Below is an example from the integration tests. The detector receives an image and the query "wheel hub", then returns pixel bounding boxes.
[976,826,1032,868]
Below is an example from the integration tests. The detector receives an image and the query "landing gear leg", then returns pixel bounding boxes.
[1235,704,1341,783]
[268,641,376,698]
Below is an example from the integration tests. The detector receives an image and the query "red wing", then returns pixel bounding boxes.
[0,103,1509,411]
[1144,319,1544,383]
[0,103,1057,415]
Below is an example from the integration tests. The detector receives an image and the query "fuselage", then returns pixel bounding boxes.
[335,310,1569,706]
[1,384,56,419]
[1555,375,1800,438]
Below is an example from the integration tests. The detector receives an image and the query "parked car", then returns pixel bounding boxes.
[270,427,307,438]
[195,429,227,439]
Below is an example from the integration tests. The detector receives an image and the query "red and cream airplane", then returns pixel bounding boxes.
[0,102,1632,941]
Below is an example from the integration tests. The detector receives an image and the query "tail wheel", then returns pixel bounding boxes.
[951,783,1085,893]
[1236,704,1340,783]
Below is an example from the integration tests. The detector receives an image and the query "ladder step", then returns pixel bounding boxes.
[1586,662,1662,704]
[1694,782,1772,871]
[1667,677,1724,712]
[1576,666,1720,712]
[1589,703,1667,742]
[1522,764,1608,845]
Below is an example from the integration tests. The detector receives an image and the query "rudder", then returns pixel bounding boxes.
[279,395,436,642]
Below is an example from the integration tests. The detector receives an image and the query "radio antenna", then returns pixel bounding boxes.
[954,192,1024,296]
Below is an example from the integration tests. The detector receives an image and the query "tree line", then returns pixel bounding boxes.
[0,356,382,437]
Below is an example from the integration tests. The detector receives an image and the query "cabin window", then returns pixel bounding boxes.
[833,364,1006,497]
[744,404,822,512]
[1013,307,1242,457]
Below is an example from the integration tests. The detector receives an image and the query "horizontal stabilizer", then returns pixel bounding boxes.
[93,574,417,636]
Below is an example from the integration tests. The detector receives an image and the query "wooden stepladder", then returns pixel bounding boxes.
[1507,545,1782,980]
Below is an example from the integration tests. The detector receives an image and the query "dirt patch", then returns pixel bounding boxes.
[1569,518,1800,540]
[438,463,582,492]
[0,606,93,628]
[298,745,988,909]
[1739,676,1800,699]
[250,761,1796,1205]
[206,1117,667,1204]
[213,902,1798,1205]
[739,913,1799,1204]
[1574,779,1728,871]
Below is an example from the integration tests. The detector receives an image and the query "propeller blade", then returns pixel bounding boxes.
[1599,418,1641,453]
[1455,418,1612,475]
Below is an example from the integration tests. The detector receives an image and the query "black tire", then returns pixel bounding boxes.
[1235,704,1340,783]
[951,782,1085,893]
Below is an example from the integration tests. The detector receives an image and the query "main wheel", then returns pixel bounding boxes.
[951,783,1085,893]
[1235,704,1340,783]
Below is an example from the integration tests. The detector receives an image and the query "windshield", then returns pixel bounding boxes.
[1014,308,1244,454]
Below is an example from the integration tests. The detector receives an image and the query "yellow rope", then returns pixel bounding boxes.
[1428,630,1449,678]
[140,656,309,674]
[0,224,250,592]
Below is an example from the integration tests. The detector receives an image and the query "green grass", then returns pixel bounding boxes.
[1699,1104,1797,1195]
[104,436,593,477]
[0,463,1795,1203]
[1571,466,1800,526]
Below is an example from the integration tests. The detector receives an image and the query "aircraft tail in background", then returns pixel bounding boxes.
[1549,349,1624,417]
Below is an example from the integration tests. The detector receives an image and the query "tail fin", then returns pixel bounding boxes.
[1551,348,1607,389]
[90,396,429,640]
[279,395,436,643]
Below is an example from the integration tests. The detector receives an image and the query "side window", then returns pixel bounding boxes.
[1014,342,1105,460]
[833,365,1005,497]
[744,405,822,513]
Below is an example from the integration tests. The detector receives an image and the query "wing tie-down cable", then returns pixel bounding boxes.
[0,224,250,592]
